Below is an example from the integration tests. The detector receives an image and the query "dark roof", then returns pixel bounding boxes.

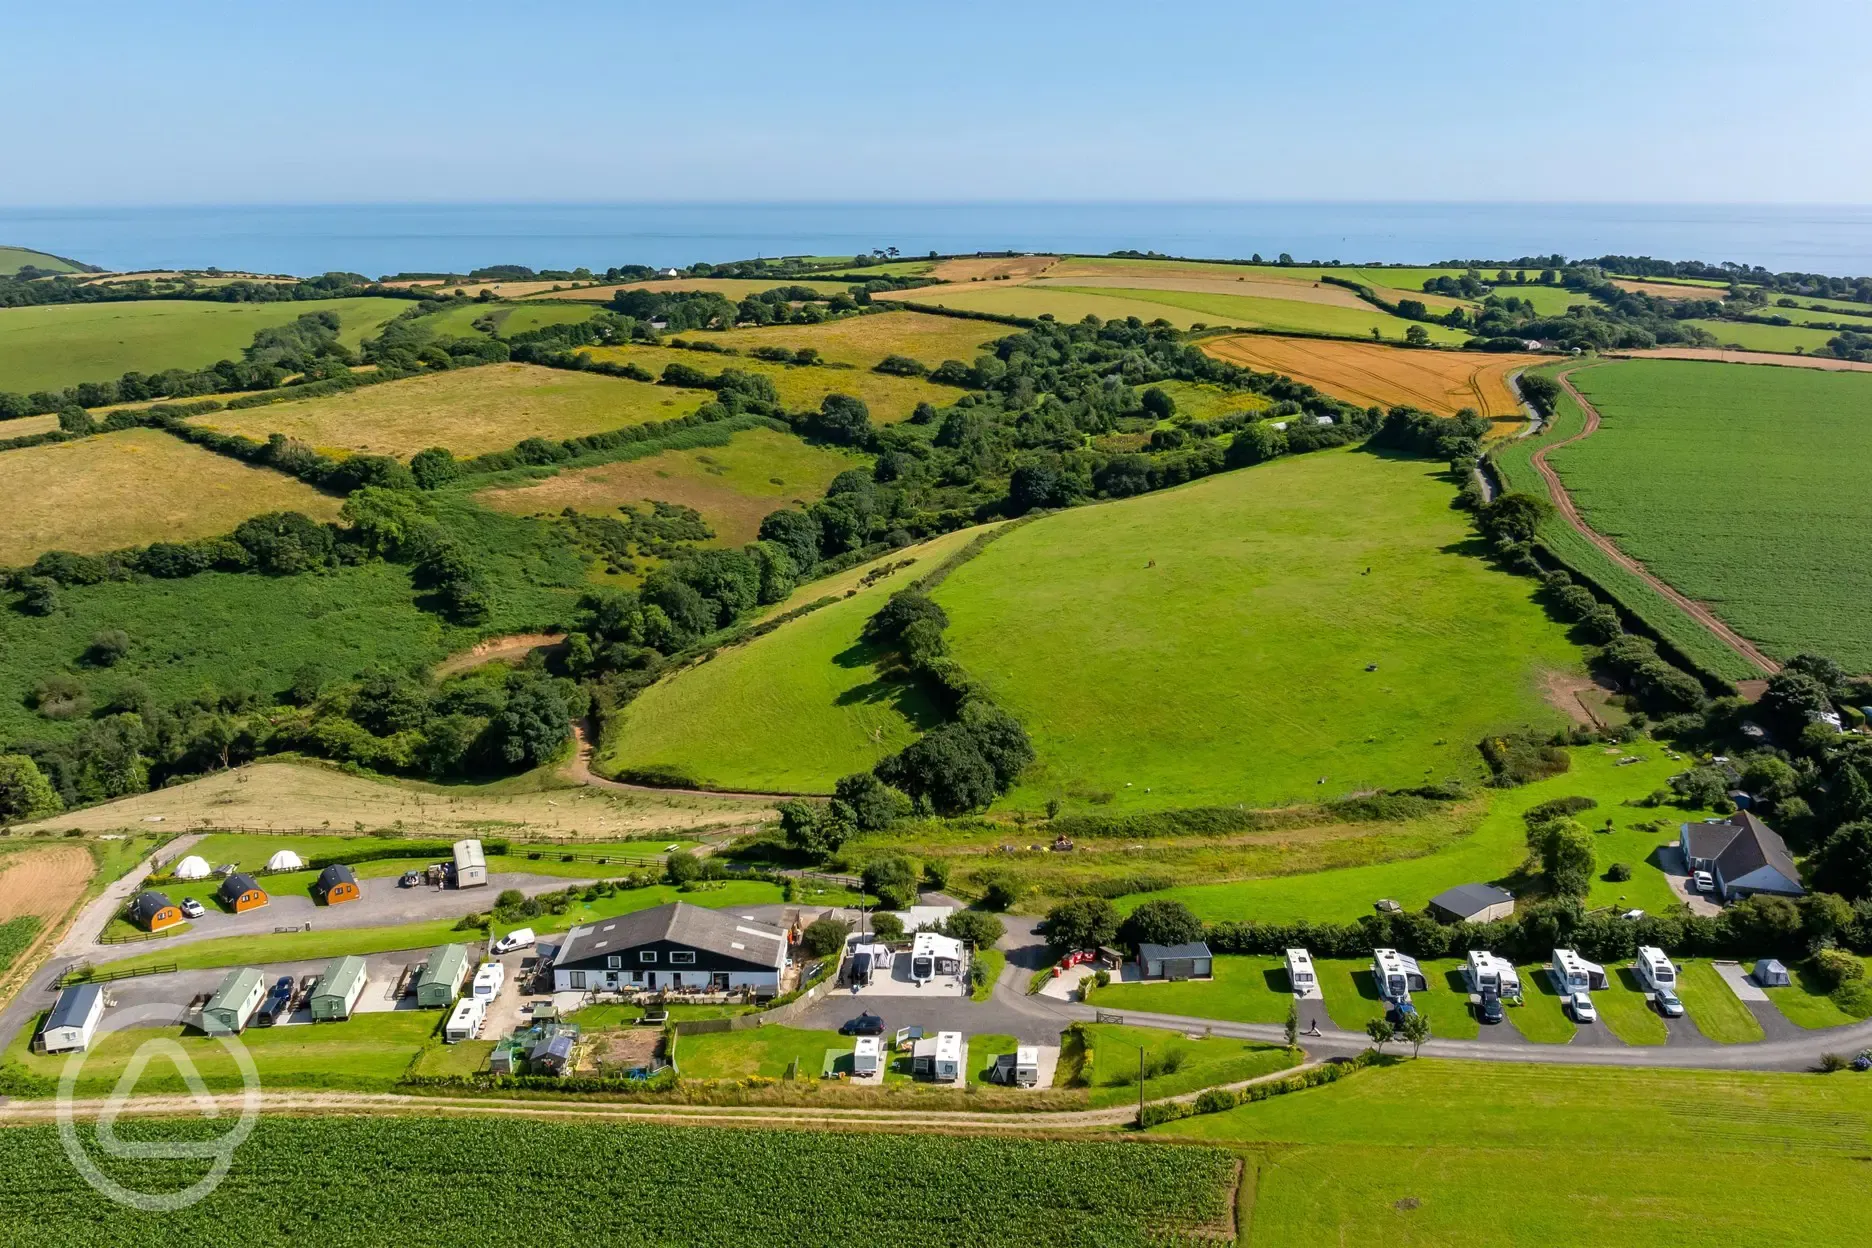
[127,891,173,923]
[531,1034,575,1062]
[1429,883,1514,919]
[46,983,102,1031]
[1138,941,1213,962]
[1681,813,1801,890]
[316,864,357,891]
[218,872,263,902]
[555,902,786,969]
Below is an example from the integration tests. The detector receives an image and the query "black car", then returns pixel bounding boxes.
[255,976,295,1026]
[840,1011,885,1036]
[1475,992,1505,1025]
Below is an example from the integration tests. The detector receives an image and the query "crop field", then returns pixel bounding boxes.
[1202,334,1540,430]
[0,1117,1240,1246]
[926,254,1058,281]
[0,297,408,395]
[930,448,1583,812]
[0,412,61,439]
[1610,277,1728,298]
[531,277,855,302]
[579,344,958,424]
[697,309,1009,369]
[0,845,94,928]
[1113,747,1702,923]
[0,427,344,567]
[1557,359,1872,668]
[1681,318,1836,354]
[191,362,714,458]
[477,424,865,545]
[598,525,990,792]
[1159,1058,1872,1246]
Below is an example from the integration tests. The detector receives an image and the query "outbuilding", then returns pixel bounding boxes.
[444,996,486,1043]
[416,944,472,1007]
[265,849,304,871]
[171,855,211,881]
[200,968,266,1035]
[313,864,360,906]
[452,839,488,889]
[41,983,105,1053]
[308,955,368,1021]
[127,890,183,933]
[530,1033,576,1075]
[217,873,268,914]
[1754,958,1791,987]
[1138,941,1214,981]
[1429,883,1516,924]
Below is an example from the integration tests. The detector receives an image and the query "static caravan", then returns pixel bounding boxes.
[314,864,360,906]
[1635,946,1677,992]
[1464,951,1521,998]
[452,839,488,889]
[909,931,965,985]
[1285,948,1318,996]
[913,1031,963,1082]
[472,961,505,1005]
[1372,948,1427,1002]
[200,968,266,1035]
[416,944,472,1008]
[444,996,485,1043]
[41,983,105,1054]
[217,872,269,915]
[308,956,368,1021]
[1552,948,1608,994]
[852,1035,882,1077]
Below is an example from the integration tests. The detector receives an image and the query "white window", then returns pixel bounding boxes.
[639,951,657,963]
[632,970,644,984]
[605,971,617,987]
[669,951,696,965]
[568,971,586,989]
[606,955,621,970]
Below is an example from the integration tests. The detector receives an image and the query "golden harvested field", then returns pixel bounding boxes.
[0,846,94,925]
[927,254,1059,282]
[189,363,712,458]
[1610,347,1872,372]
[530,277,854,303]
[0,428,344,566]
[578,345,958,423]
[696,310,1007,368]
[1032,271,1373,308]
[387,279,611,299]
[476,425,865,545]
[14,760,768,839]
[1611,278,1724,300]
[1,414,62,439]
[1203,335,1543,434]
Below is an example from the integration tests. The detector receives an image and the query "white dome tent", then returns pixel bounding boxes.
[266,850,304,871]
[171,855,211,881]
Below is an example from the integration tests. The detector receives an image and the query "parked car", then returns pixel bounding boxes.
[179,898,206,919]
[1693,870,1715,893]
[1571,992,1598,1023]
[255,976,295,1026]
[1475,992,1505,1025]
[1852,1050,1872,1073]
[399,870,421,888]
[1654,986,1686,1018]
[1387,1000,1418,1027]
[840,1011,885,1036]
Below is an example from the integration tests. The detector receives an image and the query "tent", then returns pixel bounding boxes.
[1754,958,1791,987]
[172,855,211,880]
[266,850,304,871]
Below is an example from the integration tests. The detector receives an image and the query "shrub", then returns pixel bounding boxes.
[867,912,905,942]
[1194,1087,1238,1115]
[665,849,703,884]
[1818,1052,1849,1073]
[799,916,852,958]
[862,854,918,909]
[1121,899,1202,948]
[973,868,1025,911]
[1044,897,1119,953]
[946,910,1005,947]
[1524,796,1598,826]
[921,858,951,891]
[1605,862,1633,883]
[1813,947,1866,991]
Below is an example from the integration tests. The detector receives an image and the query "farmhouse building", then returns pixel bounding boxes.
[200,968,266,1035]
[41,983,104,1053]
[1679,812,1804,901]
[452,839,488,889]
[314,864,360,905]
[551,902,787,994]
[309,955,368,1021]
[1138,941,1213,981]
[217,872,268,914]
[1429,883,1516,924]
[127,890,182,933]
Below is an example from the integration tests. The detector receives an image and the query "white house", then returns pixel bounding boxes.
[1464,950,1520,998]
[1372,948,1427,1002]
[852,1035,882,1077]
[41,983,104,1053]
[1678,813,1804,901]
[1285,948,1318,996]
[912,1030,963,1082]
[452,839,488,889]
[444,996,485,1044]
[1635,946,1677,992]
[472,961,505,1004]
[553,902,787,995]
[909,931,966,985]
[1551,948,1608,994]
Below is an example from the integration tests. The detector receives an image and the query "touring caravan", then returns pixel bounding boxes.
[472,961,505,1004]
[1551,949,1609,994]
[1464,951,1521,998]
[853,1035,882,1077]
[1635,946,1677,992]
[1285,948,1318,996]
[444,996,485,1043]
[1372,949,1427,1002]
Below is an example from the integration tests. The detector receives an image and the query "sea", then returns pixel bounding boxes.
[3,202,1870,280]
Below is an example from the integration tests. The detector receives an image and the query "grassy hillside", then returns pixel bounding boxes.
[0,246,87,276]
[1558,359,1872,668]
[581,345,959,423]
[700,309,1009,368]
[932,447,1584,811]
[0,297,409,395]
[1681,318,1836,354]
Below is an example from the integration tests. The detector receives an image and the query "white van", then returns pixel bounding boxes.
[492,927,535,955]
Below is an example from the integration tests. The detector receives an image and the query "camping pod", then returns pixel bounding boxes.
[218,873,268,914]
[314,864,360,905]
[127,890,183,932]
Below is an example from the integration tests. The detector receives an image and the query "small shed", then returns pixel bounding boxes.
[852,1035,882,1076]
[308,955,368,1021]
[314,864,360,905]
[171,855,211,881]
[1754,958,1791,987]
[530,1033,576,1075]
[200,968,266,1035]
[1138,941,1214,981]
[416,944,472,1007]
[266,849,304,871]
[127,890,183,933]
[444,996,486,1044]
[217,873,268,914]
[42,983,105,1053]
[452,839,488,889]
[1429,883,1515,924]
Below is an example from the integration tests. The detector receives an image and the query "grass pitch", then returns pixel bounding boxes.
[0,297,408,395]
[0,427,343,566]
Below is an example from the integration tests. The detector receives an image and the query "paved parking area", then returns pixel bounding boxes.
[1659,845,1723,917]
[1715,960,1769,1001]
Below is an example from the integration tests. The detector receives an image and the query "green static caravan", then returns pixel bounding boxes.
[416,944,471,1008]
[199,967,266,1035]
[309,955,369,1021]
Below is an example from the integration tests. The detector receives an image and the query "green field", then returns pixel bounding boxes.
[1675,959,1765,1043]
[0,246,85,275]
[1752,303,1872,328]
[0,297,409,395]
[698,309,1008,369]
[1506,969,1576,1042]
[1764,955,1872,1029]
[582,344,959,424]
[1070,1023,1298,1107]
[1681,318,1838,353]
[1558,359,1872,668]
[414,301,600,340]
[1159,1058,1872,1246]
[933,447,1585,812]
[1087,955,1294,1024]
[1316,958,1480,1040]
[0,1118,1238,1246]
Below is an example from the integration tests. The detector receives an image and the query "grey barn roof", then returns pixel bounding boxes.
[47,983,102,1032]
[1682,812,1801,888]
[218,872,262,902]
[1137,941,1213,962]
[555,901,786,968]
[1429,883,1514,919]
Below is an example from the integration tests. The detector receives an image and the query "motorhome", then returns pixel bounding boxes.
[1371,948,1427,1002]
[1635,946,1677,992]
[1552,948,1608,994]
[1464,950,1521,998]
[1285,948,1318,996]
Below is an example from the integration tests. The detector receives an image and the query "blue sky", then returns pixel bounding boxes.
[9,1,1871,205]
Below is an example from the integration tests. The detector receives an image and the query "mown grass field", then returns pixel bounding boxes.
[1559,359,1872,668]
[0,246,84,275]
[580,344,958,424]
[696,309,1008,369]
[192,362,713,458]
[596,528,995,791]
[1113,747,1702,923]
[1159,1058,1872,1246]
[1071,1023,1298,1107]
[0,297,408,395]
[0,427,344,566]
[1682,318,1837,353]
[476,424,865,545]
[1753,302,1872,328]
[1764,954,1872,1029]
[933,447,1584,812]
[414,301,599,339]
[531,276,856,302]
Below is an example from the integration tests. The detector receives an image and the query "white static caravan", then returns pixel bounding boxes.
[452,838,488,889]
[1371,948,1427,1002]
[1635,946,1677,992]
[852,1035,882,1077]
[472,961,505,1004]
[1464,951,1521,998]
[1285,948,1319,997]
[41,983,105,1054]
[1551,948,1608,994]
[444,996,486,1044]
[912,1030,963,1082]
